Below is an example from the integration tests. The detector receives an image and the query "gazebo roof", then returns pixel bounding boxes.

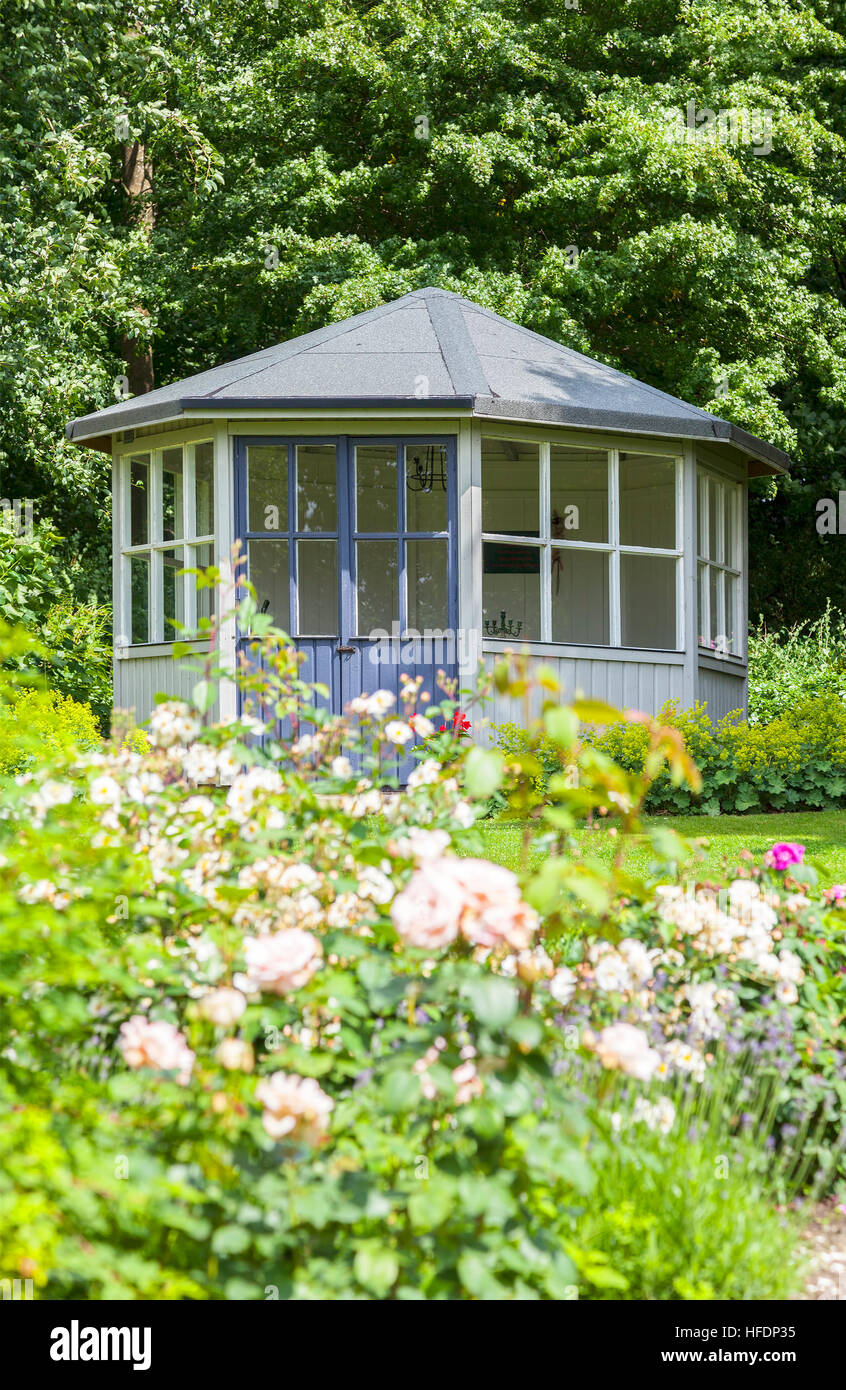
[66,287,789,473]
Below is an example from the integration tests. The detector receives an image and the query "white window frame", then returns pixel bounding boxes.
[697,469,742,657]
[481,438,684,651]
[119,440,215,646]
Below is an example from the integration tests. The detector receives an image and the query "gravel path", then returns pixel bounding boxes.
[795,1202,846,1300]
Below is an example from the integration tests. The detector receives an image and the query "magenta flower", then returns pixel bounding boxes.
[826,884,846,904]
[764,842,805,872]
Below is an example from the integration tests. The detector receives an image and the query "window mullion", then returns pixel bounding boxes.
[540,545,552,643]
[149,452,163,642]
[150,548,163,643]
[150,450,162,546]
[540,442,551,641]
[118,456,131,647]
[676,458,684,649]
[609,449,621,646]
[184,444,197,541]
[184,445,197,633]
[717,567,726,655]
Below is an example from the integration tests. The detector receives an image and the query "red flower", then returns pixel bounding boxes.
[436,710,471,736]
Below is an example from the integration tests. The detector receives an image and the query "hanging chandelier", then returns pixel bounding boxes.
[407,445,447,493]
[484,610,523,638]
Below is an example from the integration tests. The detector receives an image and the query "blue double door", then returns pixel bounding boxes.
[235,435,458,720]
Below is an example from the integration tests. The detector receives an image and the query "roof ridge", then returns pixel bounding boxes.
[423,293,490,398]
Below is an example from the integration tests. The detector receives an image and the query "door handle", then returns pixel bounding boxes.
[336,644,355,654]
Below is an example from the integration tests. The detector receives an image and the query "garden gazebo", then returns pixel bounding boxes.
[66,287,790,729]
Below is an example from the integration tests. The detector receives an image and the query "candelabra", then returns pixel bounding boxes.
[406,445,447,493]
[484,610,523,637]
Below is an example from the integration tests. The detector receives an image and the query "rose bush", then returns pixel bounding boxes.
[0,610,835,1299]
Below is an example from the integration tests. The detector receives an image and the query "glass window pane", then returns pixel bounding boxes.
[551,549,609,645]
[297,445,337,532]
[129,555,149,644]
[621,553,677,649]
[248,539,290,631]
[194,442,214,538]
[550,446,608,544]
[698,562,708,647]
[357,541,398,636]
[192,543,215,627]
[405,446,447,531]
[129,457,149,546]
[248,445,288,532]
[619,454,676,549]
[726,572,740,654]
[482,542,540,640]
[162,448,184,542]
[356,446,397,531]
[162,547,185,642]
[698,475,708,558]
[708,478,722,564]
[297,541,337,635]
[709,566,719,645]
[724,485,736,569]
[481,440,539,536]
[407,540,448,632]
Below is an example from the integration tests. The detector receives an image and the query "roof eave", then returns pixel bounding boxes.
[65,393,791,475]
[471,398,791,474]
[65,396,476,444]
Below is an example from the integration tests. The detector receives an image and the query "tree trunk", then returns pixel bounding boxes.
[121,140,155,396]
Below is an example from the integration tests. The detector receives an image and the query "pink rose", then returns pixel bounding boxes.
[243,929,322,996]
[764,842,805,872]
[441,858,538,950]
[451,1060,484,1105]
[255,1071,334,1143]
[119,1016,195,1085]
[390,863,465,948]
[390,857,537,952]
[198,987,247,1026]
[593,1023,660,1082]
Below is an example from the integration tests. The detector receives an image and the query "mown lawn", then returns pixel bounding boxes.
[474,811,846,886]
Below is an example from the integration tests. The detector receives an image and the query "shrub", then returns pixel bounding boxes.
[0,611,837,1300]
[38,598,112,732]
[492,693,846,815]
[748,603,846,725]
[0,523,112,726]
[0,685,101,775]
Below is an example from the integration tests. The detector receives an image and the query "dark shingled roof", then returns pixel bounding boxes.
[66,287,790,472]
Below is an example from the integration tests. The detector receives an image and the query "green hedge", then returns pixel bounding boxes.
[492,693,846,815]
[748,603,846,725]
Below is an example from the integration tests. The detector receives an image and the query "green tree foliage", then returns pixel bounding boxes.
[2,0,846,629]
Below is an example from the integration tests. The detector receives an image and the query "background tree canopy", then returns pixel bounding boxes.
[2,0,846,635]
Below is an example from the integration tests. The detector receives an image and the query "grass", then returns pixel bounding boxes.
[475,810,846,885]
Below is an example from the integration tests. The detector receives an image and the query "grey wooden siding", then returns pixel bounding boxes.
[115,649,217,727]
[695,660,747,721]
[482,647,686,732]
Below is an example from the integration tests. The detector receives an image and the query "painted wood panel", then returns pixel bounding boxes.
[481,648,686,734]
[695,662,747,720]
[115,652,218,728]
